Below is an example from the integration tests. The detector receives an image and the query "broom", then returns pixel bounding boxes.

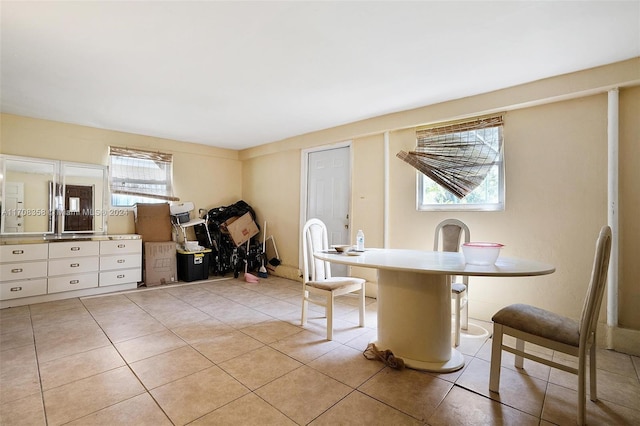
[257,221,268,278]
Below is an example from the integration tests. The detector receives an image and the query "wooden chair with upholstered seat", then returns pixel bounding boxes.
[301,218,366,340]
[489,225,612,426]
[434,218,470,347]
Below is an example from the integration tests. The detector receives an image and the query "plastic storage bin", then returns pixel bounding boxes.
[177,249,211,282]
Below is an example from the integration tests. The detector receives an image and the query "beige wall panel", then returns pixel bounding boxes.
[619,86,640,329]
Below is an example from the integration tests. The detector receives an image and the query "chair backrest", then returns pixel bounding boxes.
[434,219,470,252]
[170,201,195,216]
[302,218,331,283]
[578,225,612,347]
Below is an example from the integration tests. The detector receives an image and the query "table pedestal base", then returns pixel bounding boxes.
[376,269,465,373]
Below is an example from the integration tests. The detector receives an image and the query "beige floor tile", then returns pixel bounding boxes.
[43,366,144,425]
[28,298,84,315]
[81,294,139,315]
[224,289,280,308]
[219,346,302,390]
[633,355,640,381]
[191,330,264,364]
[358,367,453,422]
[310,390,421,425]
[240,319,302,344]
[252,299,300,317]
[0,359,41,405]
[39,345,125,390]
[65,393,172,426]
[343,328,378,352]
[269,329,341,364]
[0,305,30,320]
[0,343,37,375]
[149,306,211,329]
[0,327,34,352]
[429,385,539,425]
[114,329,186,363]
[594,348,637,377]
[129,345,213,389]
[96,314,168,343]
[308,344,385,388]
[255,365,352,425]
[542,382,640,426]
[457,357,546,418]
[0,313,32,335]
[190,392,296,425]
[208,303,273,328]
[34,329,111,364]
[30,306,93,329]
[303,316,369,343]
[150,365,249,425]
[170,317,234,344]
[0,392,46,426]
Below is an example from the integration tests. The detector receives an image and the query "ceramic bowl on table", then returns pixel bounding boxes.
[331,244,352,253]
[462,242,504,265]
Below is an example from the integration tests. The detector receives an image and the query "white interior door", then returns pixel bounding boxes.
[306,146,351,276]
[4,182,25,233]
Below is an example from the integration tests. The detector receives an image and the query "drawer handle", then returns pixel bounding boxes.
[70,263,80,268]
[117,274,125,279]
[10,286,23,292]
[12,250,24,255]
[11,268,23,273]
[117,244,126,248]
[117,259,125,264]
[70,279,80,284]
[71,247,80,251]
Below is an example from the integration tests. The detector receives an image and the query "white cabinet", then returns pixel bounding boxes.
[99,239,142,287]
[0,236,141,307]
[0,244,48,300]
[47,241,99,294]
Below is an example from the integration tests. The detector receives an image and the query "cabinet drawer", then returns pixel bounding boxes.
[48,257,99,276]
[49,241,100,259]
[99,268,141,287]
[0,244,48,263]
[47,273,98,293]
[0,261,47,282]
[100,239,142,255]
[100,254,141,271]
[0,279,48,300]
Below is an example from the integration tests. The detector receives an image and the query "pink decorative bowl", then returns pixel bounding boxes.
[462,242,504,265]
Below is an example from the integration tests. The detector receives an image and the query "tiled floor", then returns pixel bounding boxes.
[1,276,639,425]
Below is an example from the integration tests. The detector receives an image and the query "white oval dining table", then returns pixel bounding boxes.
[314,248,555,372]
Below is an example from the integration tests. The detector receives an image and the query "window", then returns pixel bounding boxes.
[397,115,504,211]
[109,146,179,207]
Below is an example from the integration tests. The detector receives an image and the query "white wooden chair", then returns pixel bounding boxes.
[434,218,470,347]
[301,218,365,340]
[489,225,612,426]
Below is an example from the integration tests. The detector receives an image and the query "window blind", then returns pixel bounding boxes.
[397,115,503,199]
[109,146,179,202]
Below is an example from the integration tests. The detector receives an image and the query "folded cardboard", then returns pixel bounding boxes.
[134,203,172,242]
[144,242,177,286]
[222,212,259,246]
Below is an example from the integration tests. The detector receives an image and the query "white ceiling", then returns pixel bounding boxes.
[1,1,639,150]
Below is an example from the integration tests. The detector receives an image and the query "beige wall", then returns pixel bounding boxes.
[240,59,639,342]
[1,59,638,347]
[0,114,242,234]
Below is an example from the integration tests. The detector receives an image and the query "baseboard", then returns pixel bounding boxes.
[599,323,640,356]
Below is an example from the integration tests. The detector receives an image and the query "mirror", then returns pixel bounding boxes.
[0,155,57,234]
[61,162,107,234]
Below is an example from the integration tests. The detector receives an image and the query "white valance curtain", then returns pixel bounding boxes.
[397,115,504,199]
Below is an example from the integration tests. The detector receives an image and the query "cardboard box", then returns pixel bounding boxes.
[223,212,259,247]
[134,203,172,242]
[144,242,177,286]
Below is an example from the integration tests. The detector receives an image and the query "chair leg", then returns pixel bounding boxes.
[578,348,587,426]
[453,294,461,347]
[515,339,524,369]
[358,285,365,327]
[489,323,503,393]
[461,289,469,331]
[301,290,308,326]
[589,342,597,402]
[326,292,334,341]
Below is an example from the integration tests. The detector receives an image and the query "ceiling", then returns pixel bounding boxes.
[1,1,639,150]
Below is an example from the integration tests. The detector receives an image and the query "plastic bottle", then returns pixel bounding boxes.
[356,229,365,252]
